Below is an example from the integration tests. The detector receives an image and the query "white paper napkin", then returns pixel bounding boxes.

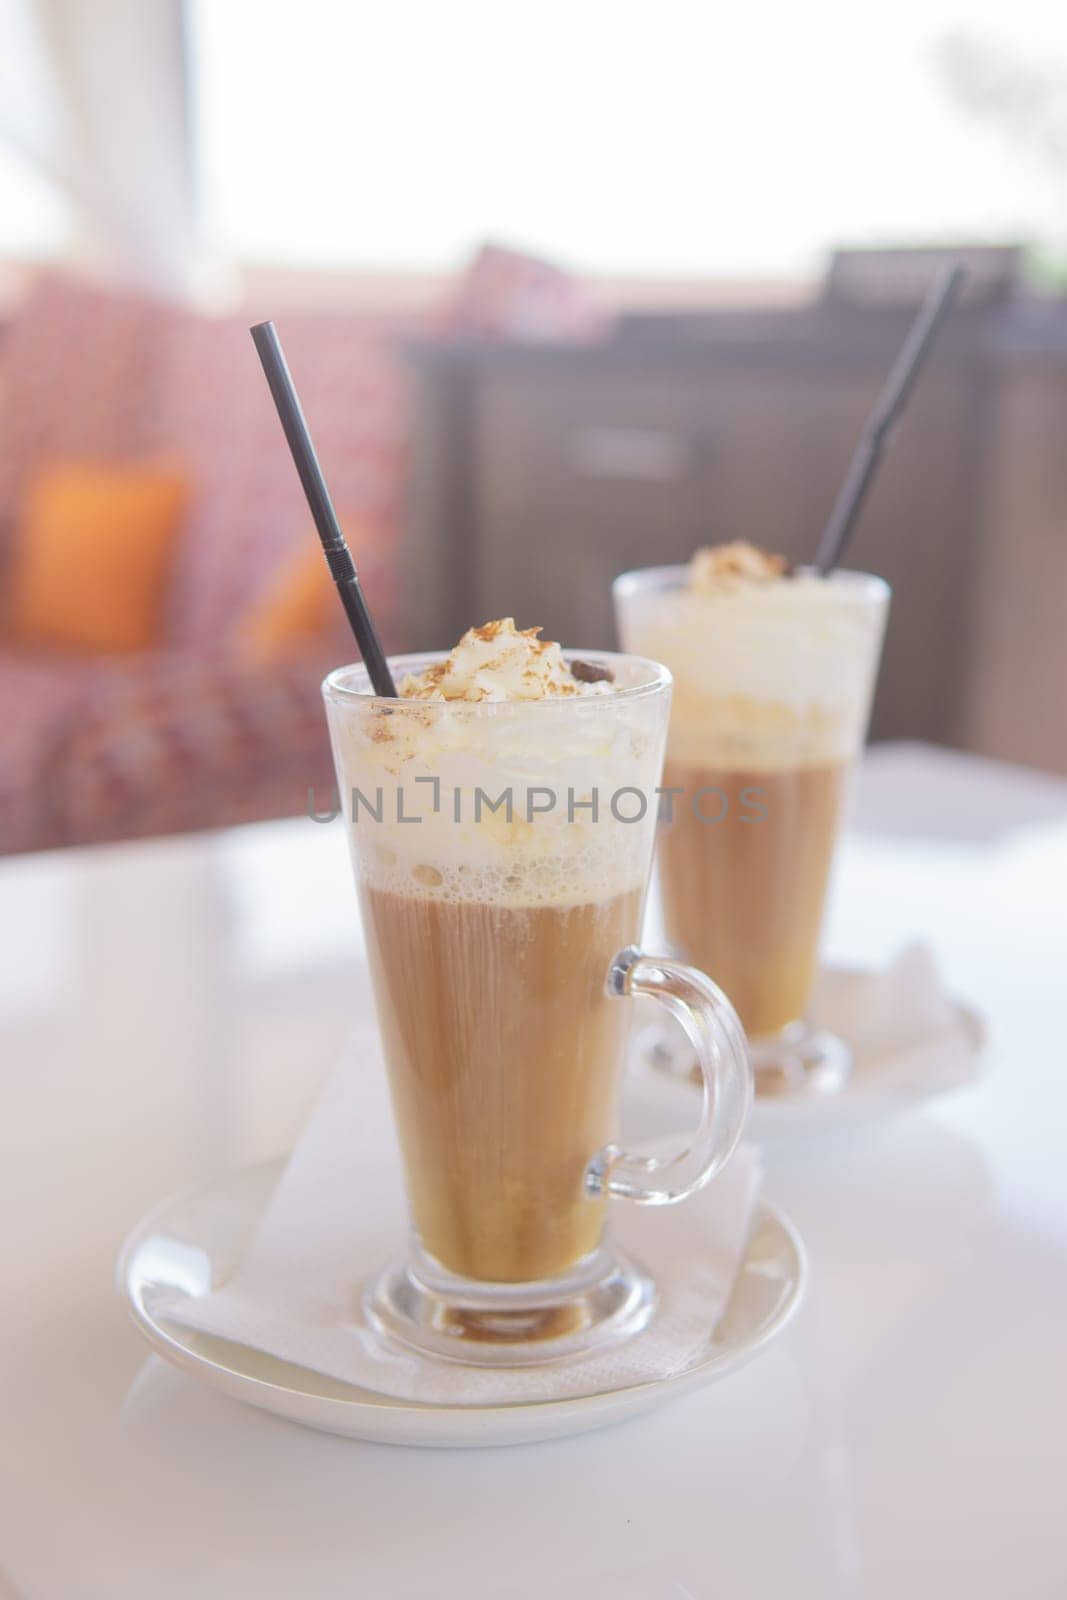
[810,943,982,1092]
[161,1028,763,1405]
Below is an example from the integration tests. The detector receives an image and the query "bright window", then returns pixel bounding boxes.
[0,142,70,258]
[192,0,1067,277]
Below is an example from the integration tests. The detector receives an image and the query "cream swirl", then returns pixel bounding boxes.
[616,554,889,771]
[689,541,789,593]
[399,618,611,703]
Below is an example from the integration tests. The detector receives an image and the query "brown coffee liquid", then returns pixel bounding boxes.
[658,762,846,1038]
[359,884,644,1283]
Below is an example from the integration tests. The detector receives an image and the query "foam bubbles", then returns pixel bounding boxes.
[354,833,649,909]
[324,671,669,910]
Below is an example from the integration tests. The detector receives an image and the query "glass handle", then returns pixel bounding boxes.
[587,947,753,1205]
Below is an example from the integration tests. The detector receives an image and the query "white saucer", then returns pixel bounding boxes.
[118,1164,806,1449]
[636,958,987,1144]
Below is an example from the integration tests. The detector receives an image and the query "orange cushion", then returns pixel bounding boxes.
[7,460,188,653]
[237,545,336,664]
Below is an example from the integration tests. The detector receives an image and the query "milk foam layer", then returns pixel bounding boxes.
[616,558,888,771]
[325,652,669,909]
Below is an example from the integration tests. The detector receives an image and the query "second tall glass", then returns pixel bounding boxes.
[615,566,889,1091]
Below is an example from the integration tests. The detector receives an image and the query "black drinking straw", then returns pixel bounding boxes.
[250,320,397,697]
[813,263,967,574]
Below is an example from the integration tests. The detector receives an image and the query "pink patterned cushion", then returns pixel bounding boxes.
[44,648,339,848]
[0,652,104,853]
[157,308,422,650]
[0,272,183,535]
[0,247,604,855]
[0,251,600,649]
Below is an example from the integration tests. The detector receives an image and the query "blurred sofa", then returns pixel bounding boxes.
[0,250,602,855]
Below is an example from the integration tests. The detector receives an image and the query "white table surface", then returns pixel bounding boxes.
[2,742,1066,1600]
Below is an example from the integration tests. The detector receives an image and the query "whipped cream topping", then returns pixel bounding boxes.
[400,619,612,703]
[689,542,789,592]
[616,555,888,771]
[324,646,664,909]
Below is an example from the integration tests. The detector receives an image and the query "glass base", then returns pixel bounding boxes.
[643,1016,851,1099]
[749,1021,852,1097]
[364,1242,656,1367]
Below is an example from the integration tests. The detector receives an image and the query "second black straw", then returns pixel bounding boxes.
[814,262,966,574]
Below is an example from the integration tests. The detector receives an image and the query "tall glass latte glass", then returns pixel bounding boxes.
[323,651,750,1366]
[615,568,889,1091]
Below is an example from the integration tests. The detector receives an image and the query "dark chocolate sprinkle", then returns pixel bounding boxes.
[570,659,615,684]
